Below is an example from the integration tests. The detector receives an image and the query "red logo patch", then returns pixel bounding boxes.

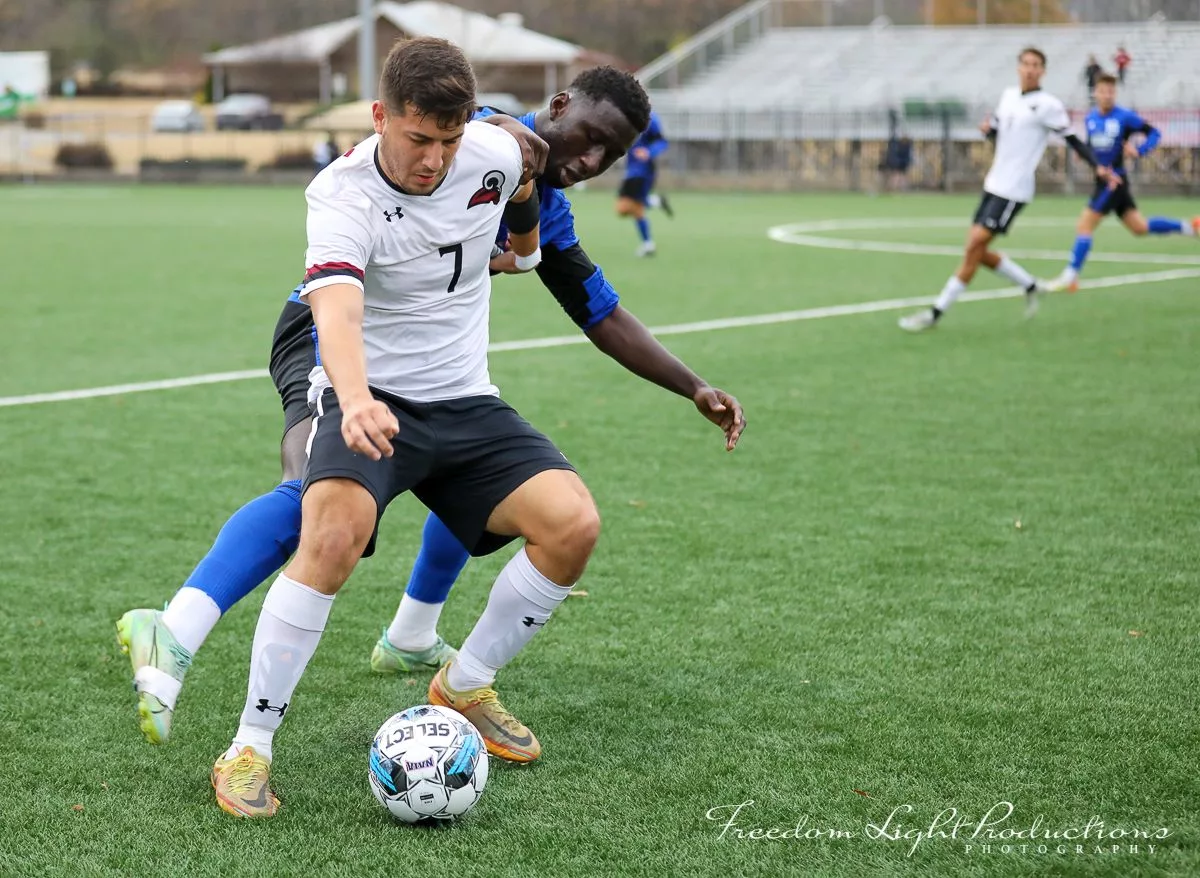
[467,170,506,208]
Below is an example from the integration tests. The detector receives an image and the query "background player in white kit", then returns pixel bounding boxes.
[208,37,564,818]
[900,48,1116,332]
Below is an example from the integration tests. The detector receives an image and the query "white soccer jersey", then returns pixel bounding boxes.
[982,87,1070,204]
[299,121,524,402]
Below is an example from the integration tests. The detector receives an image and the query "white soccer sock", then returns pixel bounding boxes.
[446,548,572,691]
[229,574,334,763]
[994,255,1037,291]
[386,594,444,652]
[1181,222,1196,237]
[934,276,967,314]
[161,587,222,655]
[1061,266,1079,283]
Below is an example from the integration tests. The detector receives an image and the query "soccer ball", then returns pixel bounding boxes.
[368,704,489,824]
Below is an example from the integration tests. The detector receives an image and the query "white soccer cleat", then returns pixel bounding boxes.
[898,309,937,332]
[636,240,657,257]
[1023,287,1042,320]
[1045,271,1079,294]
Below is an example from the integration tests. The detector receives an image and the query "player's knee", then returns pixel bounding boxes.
[301,518,371,570]
[539,494,601,570]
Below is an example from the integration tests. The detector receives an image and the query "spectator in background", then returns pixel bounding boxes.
[311,131,338,176]
[1085,55,1104,104]
[1114,46,1131,84]
[881,132,913,192]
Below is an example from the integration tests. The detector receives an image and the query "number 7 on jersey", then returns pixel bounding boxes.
[438,243,463,293]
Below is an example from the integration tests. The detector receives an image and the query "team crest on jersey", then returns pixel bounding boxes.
[467,170,506,208]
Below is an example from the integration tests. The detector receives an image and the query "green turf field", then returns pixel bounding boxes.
[1,184,1197,877]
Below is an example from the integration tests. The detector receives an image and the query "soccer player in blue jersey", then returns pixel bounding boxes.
[615,110,671,256]
[116,66,745,756]
[1048,74,1198,293]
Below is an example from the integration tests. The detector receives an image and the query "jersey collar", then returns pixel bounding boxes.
[373,141,452,197]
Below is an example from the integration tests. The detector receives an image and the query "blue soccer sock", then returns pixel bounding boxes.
[386,513,470,651]
[1147,217,1185,235]
[1069,235,1093,272]
[636,217,651,243]
[406,513,469,602]
[183,480,303,613]
[161,480,303,655]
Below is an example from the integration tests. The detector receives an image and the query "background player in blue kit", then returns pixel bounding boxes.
[615,110,671,256]
[1049,73,1198,293]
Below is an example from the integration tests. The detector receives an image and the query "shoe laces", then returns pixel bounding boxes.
[473,688,525,734]
[223,751,266,795]
[166,641,193,671]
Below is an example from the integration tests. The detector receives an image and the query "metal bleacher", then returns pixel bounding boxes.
[645,19,1200,113]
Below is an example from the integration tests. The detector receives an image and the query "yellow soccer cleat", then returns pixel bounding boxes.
[211,747,280,818]
[429,664,541,763]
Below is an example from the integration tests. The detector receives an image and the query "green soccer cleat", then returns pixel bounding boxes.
[369,629,457,674]
[115,608,192,744]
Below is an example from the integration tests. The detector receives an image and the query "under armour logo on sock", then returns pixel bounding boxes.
[255,699,289,717]
[521,616,546,628]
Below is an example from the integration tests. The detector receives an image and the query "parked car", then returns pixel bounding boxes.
[215,94,284,131]
[150,100,205,132]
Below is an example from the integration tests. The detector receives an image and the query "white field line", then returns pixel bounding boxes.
[3,267,1197,408]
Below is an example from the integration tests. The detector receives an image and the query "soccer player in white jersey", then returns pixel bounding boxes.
[899,48,1116,332]
[207,38,572,818]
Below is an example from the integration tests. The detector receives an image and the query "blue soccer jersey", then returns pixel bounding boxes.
[1084,105,1160,175]
[624,112,668,180]
[476,108,620,330]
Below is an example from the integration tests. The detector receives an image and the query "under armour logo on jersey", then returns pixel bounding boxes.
[383,206,404,222]
[467,170,506,208]
[522,616,546,628]
[255,699,289,716]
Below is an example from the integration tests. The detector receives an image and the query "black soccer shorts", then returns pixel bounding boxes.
[972,191,1026,235]
[303,387,576,557]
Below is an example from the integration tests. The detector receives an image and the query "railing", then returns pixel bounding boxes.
[648,106,1200,192]
[637,0,774,92]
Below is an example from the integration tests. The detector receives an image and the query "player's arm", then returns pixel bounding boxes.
[1062,132,1116,185]
[300,191,397,460]
[1133,116,1162,157]
[536,242,746,450]
[1046,100,1115,184]
[643,117,669,159]
[501,180,541,272]
[479,113,548,183]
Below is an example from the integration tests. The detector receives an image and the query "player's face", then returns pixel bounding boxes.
[1095,82,1116,112]
[1018,53,1045,91]
[540,93,641,188]
[372,101,466,194]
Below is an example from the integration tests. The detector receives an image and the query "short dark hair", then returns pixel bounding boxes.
[1019,46,1047,66]
[568,66,652,133]
[379,37,476,127]
[1096,72,1118,86]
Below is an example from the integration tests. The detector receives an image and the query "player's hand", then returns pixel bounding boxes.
[1123,141,1140,161]
[340,395,398,460]
[484,115,548,183]
[1096,165,1119,189]
[489,251,528,274]
[693,386,746,452]
[632,146,651,162]
[979,117,995,136]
